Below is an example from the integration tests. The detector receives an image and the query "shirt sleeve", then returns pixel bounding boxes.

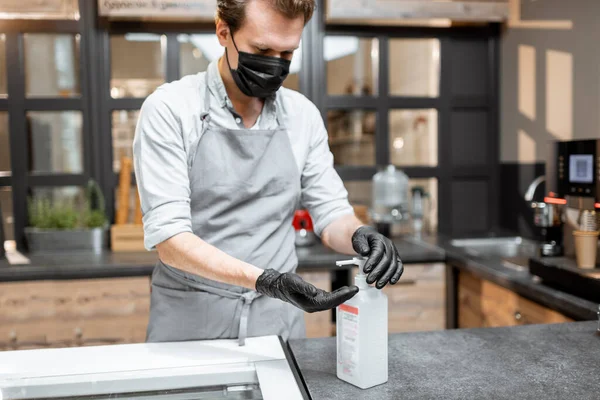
[133,91,193,250]
[300,103,354,237]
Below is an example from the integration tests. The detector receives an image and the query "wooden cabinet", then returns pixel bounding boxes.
[458,270,573,329]
[0,272,336,349]
[0,277,151,351]
[0,264,446,350]
[352,263,446,333]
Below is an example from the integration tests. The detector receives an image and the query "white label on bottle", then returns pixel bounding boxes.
[339,304,359,377]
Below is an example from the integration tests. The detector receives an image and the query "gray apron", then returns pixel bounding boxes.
[146,73,305,345]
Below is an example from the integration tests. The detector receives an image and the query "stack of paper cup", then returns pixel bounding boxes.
[573,230,599,269]
[580,210,598,232]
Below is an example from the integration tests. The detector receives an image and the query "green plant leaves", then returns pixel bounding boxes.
[27,179,108,230]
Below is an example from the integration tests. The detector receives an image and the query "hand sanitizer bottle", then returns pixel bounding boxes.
[336,257,388,389]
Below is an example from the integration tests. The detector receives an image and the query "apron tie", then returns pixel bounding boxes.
[238,291,260,346]
[159,264,262,346]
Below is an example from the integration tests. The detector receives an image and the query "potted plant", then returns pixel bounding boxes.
[25,179,109,253]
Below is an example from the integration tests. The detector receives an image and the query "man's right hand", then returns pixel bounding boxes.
[255,269,359,313]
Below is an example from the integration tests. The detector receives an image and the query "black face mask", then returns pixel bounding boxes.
[225,33,291,98]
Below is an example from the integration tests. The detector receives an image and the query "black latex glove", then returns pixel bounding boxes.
[352,226,404,289]
[256,269,359,313]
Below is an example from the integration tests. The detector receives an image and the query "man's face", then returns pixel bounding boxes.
[217,0,304,69]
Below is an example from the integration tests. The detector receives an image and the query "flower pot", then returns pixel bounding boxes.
[25,227,108,254]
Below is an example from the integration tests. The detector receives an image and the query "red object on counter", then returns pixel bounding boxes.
[544,196,567,205]
[292,210,314,231]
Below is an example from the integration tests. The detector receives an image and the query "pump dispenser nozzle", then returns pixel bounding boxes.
[336,257,368,289]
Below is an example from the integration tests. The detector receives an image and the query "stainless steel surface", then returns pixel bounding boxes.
[531,201,563,228]
[524,175,545,202]
[450,237,539,258]
[450,237,541,272]
[524,175,563,227]
[540,242,563,257]
[0,365,262,399]
[9,384,263,399]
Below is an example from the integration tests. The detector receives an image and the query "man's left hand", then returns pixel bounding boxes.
[351,226,404,289]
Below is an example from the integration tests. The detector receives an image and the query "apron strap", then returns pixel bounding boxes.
[160,263,260,346]
[201,71,212,125]
[273,93,287,130]
[238,291,260,346]
[203,67,286,131]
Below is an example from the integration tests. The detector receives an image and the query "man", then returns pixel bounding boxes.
[133,0,403,344]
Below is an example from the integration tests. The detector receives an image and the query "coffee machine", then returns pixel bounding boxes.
[545,139,600,257]
[524,175,566,256]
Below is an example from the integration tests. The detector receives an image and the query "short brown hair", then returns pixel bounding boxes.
[217,0,316,32]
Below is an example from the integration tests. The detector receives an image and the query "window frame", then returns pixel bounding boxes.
[2,0,500,250]
[0,1,96,251]
[309,19,499,233]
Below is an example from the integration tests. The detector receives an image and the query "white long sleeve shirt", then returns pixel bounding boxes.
[133,59,353,250]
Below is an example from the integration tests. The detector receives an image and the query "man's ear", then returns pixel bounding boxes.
[216,18,230,47]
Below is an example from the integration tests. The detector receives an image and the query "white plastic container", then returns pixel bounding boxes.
[335,257,388,389]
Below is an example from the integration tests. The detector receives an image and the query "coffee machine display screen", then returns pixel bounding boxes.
[569,154,594,183]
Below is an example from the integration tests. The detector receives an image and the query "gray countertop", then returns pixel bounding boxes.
[289,321,600,400]
[0,237,445,282]
[415,235,599,320]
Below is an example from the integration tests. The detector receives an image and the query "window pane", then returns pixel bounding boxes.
[283,70,300,91]
[345,180,372,225]
[112,110,139,172]
[345,180,372,206]
[327,109,376,166]
[283,41,302,92]
[111,34,165,98]
[389,109,438,167]
[389,39,440,97]
[0,112,9,173]
[325,37,378,96]
[24,34,80,97]
[0,0,79,19]
[31,186,85,208]
[27,111,83,174]
[179,34,219,77]
[409,178,438,234]
[0,34,6,97]
[0,187,14,242]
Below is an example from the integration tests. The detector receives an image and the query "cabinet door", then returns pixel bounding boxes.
[458,269,518,328]
[458,270,572,329]
[0,277,150,350]
[514,295,573,325]
[350,263,446,333]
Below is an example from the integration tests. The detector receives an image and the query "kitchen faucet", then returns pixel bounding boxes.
[524,176,545,202]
